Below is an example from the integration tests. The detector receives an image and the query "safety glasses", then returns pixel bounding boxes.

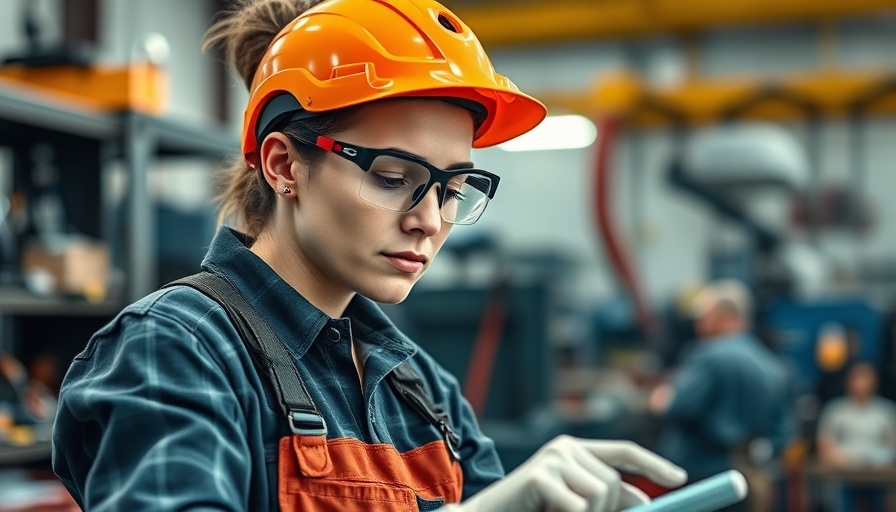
[287,128,500,225]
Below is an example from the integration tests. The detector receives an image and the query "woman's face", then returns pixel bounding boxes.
[290,99,475,304]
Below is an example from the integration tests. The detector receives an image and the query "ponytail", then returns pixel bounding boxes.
[202,0,314,237]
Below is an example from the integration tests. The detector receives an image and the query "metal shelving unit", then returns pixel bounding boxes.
[0,80,238,468]
[120,111,237,303]
[0,80,237,467]
[0,79,237,328]
[0,82,119,139]
[0,440,52,466]
[0,288,123,316]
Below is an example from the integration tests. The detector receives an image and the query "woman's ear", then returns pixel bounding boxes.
[259,132,301,197]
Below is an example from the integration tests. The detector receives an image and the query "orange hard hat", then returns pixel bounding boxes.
[242,0,547,165]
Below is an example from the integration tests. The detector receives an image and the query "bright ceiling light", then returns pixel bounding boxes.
[497,115,597,152]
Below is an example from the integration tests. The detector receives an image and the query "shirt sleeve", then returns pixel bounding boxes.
[664,351,717,421]
[52,307,252,511]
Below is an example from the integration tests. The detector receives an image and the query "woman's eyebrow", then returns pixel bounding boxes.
[446,161,476,170]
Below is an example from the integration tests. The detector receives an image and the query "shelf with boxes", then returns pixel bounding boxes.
[0,80,237,310]
[0,80,238,464]
[0,288,122,317]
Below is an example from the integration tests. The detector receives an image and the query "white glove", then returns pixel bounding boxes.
[442,435,687,512]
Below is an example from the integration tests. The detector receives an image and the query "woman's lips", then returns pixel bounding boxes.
[383,252,426,273]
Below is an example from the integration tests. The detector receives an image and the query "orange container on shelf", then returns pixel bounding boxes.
[0,62,168,115]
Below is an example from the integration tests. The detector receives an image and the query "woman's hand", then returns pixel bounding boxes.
[444,435,687,512]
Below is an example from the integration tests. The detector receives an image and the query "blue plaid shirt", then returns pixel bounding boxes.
[53,227,503,511]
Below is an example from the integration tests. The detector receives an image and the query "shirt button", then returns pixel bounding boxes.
[327,327,341,343]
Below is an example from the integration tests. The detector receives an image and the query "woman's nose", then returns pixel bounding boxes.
[401,185,443,236]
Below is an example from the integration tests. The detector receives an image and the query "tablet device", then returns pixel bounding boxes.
[622,469,748,512]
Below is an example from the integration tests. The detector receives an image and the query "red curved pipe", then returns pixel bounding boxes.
[463,282,507,418]
[593,117,656,336]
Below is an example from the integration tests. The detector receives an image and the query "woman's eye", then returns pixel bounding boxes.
[446,188,466,202]
[371,172,409,189]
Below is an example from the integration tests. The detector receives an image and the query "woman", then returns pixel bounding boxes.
[52,0,687,510]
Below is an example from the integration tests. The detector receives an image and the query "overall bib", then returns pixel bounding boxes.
[168,272,464,511]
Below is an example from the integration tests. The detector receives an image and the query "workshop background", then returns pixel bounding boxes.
[0,0,895,510]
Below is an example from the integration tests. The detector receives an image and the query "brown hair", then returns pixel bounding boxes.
[202,0,362,237]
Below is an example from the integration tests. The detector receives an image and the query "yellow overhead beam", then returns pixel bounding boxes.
[451,0,896,47]
[535,70,896,125]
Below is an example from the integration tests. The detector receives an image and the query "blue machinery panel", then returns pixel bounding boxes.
[764,298,883,394]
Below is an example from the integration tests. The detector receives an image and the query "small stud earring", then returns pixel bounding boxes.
[282,186,292,195]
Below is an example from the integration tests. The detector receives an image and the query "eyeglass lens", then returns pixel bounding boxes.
[359,154,493,225]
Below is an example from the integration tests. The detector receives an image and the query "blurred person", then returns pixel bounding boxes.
[50,0,687,510]
[649,280,796,511]
[816,362,896,512]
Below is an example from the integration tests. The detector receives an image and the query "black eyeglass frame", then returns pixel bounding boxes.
[286,127,500,222]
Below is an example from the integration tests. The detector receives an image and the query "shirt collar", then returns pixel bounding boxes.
[200,226,415,361]
[346,294,416,356]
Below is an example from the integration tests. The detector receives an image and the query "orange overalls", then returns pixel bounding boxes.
[172,272,464,511]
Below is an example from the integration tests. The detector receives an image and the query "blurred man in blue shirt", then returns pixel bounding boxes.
[649,280,796,511]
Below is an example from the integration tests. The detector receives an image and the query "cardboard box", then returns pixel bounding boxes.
[21,238,109,297]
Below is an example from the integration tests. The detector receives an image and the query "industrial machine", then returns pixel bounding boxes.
[667,121,885,396]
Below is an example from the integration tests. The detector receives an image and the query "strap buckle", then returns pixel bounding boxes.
[288,411,328,436]
[439,418,462,462]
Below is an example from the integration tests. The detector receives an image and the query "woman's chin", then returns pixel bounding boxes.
[362,281,415,304]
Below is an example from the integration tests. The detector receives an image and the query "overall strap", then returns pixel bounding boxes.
[163,272,326,436]
[388,362,461,462]
[164,271,461,460]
